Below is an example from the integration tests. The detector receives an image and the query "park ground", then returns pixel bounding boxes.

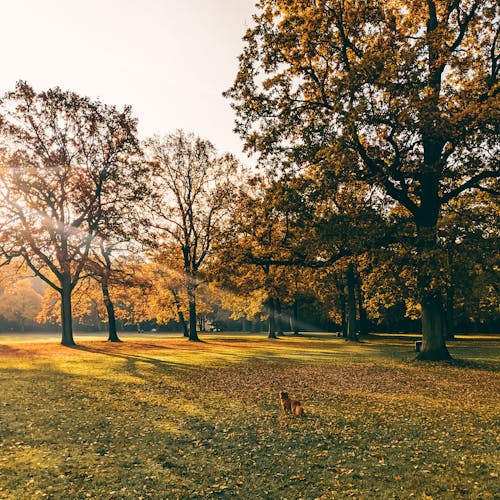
[0,333,498,499]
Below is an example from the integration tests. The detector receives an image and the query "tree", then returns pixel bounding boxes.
[150,248,190,336]
[106,260,155,331]
[439,190,499,334]
[87,164,153,342]
[86,157,151,342]
[213,168,389,338]
[312,264,349,335]
[0,82,144,346]
[213,175,314,338]
[87,242,134,342]
[226,0,499,360]
[39,279,106,331]
[145,131,240,341]
[0,279,42,331]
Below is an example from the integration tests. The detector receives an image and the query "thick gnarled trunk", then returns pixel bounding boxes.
[420,291,448,360]
[416,225,451,360]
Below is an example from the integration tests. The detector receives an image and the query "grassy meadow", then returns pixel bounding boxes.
[0,333,498,499]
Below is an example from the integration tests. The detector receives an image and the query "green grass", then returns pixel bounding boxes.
[0,334,498,499]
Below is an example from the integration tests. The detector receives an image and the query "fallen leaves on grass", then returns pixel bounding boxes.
[0,336,498,499]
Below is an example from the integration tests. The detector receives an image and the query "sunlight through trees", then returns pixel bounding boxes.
[0,1,498,355]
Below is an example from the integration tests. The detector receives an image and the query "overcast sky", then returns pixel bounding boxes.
[0,0,257,163]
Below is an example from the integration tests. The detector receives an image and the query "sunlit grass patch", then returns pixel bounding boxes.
[0,334,498,498]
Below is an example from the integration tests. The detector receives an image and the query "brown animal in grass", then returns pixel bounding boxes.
[279,391,305,416]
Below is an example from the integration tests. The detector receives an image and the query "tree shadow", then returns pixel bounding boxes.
[69,344,193,378]
[0,344,33,358]
[410,357,499,372]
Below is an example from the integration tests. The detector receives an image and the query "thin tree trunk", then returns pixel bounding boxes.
[170,289,188,337]
[179,311,189,337]
[346,263,358,342]
[290,297,300,335]
[356,278,369,337]
[340,291,347,338]
[276,298,284,336]
[102,277,120,342]
[187,276,199,341]
[100,245,120,342]
[267,297,277,339]
[60,277,75,346]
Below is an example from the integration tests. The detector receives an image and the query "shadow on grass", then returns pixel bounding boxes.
[410,357,500,372]
[72,338,497,372]
[69,344,194,378]
[0,344,34,358]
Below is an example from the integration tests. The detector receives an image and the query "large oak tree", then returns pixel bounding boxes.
[226,0,499,360]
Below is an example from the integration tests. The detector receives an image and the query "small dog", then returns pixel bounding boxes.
[279,391,305,416]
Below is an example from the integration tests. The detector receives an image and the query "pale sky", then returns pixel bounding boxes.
[0,0,257,163]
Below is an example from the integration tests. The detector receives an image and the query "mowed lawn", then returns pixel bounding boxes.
[0,334,498,499]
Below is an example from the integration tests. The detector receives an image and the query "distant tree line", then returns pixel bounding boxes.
[0,1,498,361]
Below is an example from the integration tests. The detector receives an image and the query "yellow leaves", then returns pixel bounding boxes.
[0,278,43,324]
[1,334,499,498]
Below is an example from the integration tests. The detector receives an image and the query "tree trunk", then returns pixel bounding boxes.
[187,277,199,341]
[60,277,75,347]
[416,225,451,360]
[171,289,188,337]
[340,291,347,338]
[415,44,452,359]
[198,315,204,333]
[267,297,277,339]
[275,298,284,336]
[179,311,189,337]
[102,278,120,342]
[356,278,369,337]
[420,292,449,358]
[290,297,300,335]
[346,263,358,342]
